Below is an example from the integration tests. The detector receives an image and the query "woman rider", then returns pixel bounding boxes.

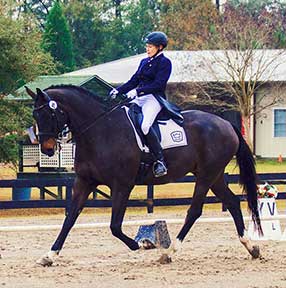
[110,31,183,177]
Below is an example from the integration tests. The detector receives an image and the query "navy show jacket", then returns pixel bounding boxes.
[116,53,172,99]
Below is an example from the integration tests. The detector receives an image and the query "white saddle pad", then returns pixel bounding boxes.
[123,107,188,153]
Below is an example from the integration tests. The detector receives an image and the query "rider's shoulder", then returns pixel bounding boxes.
[161,54,171,64]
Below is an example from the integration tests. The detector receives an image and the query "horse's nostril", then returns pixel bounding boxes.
[41,147,55,157]
[46,149,55,157]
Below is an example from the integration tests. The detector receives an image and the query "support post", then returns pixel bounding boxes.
[18,141,23,173]
[147,184,154,214]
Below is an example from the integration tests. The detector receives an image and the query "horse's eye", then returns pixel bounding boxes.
[33,111,39,119]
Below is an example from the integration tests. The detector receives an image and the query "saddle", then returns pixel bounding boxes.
[124,103,187,153]
[123,103,188,183]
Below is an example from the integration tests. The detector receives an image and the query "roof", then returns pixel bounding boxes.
[64,50,286,83]
[7,49,286,100]
[6,75,92,100]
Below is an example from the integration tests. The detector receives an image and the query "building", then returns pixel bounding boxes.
[11,50,286,158]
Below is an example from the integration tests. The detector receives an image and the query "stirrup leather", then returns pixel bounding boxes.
[153,160,167,177]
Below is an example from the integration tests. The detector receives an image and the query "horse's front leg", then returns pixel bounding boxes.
[36,176,92,266]
[110,184,140,251]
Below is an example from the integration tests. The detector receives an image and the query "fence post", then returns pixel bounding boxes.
[147,184,154,214]
[57,186,63,200]
[18,141,23,173]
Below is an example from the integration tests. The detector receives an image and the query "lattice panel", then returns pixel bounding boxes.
[40,150,60,167]
[22,145,40,166]
[23,144,76,168]
[60,143,75,168]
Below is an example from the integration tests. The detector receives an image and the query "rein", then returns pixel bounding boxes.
[75,97,131,137]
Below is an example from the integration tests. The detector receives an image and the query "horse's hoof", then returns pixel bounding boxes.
[36,255,53,267]
[251,245,260,259]
[170,239,183,254]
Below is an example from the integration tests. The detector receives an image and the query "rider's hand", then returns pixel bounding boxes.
[109,88,119,99]
[126,89,137,99]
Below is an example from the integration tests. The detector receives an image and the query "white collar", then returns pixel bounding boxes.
[149,51,163,61]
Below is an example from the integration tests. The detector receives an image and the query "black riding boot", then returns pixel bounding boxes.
[145,127,167,177]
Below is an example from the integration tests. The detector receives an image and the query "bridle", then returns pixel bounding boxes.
[34,93,131,141]
[33,101,68,141]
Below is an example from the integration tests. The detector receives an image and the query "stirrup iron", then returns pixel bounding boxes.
[153,160,167,177]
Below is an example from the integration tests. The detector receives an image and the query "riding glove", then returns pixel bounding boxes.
[109,88,119,99]
[126,89,137,99]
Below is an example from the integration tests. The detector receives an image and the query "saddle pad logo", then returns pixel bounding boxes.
[171,131,183,142]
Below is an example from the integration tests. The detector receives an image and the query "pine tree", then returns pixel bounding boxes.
[42,1,75,73]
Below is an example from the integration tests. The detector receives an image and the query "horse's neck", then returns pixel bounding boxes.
[54,89,105,134]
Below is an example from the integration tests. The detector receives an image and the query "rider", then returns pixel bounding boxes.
[110,31,182,178]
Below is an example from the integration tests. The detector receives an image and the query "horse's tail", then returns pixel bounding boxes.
[232,125,263,236]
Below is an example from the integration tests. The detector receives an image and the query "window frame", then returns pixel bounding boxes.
[273,107,286,138]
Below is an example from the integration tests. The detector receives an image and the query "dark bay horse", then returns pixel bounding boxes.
[25,85,262,266]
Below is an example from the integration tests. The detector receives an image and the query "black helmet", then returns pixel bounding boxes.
[144,31,168,48]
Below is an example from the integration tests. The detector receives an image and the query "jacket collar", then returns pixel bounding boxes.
[148,51,163,62]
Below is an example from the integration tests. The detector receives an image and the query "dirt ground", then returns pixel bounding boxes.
[0,208,286,288]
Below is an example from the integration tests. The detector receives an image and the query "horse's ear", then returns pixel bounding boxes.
[36,88,43,97]
[25,86,36,99]
[36,88,51,102]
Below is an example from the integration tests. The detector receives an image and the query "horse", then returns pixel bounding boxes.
[25,84,262,266]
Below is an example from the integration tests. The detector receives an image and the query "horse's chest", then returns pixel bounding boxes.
[74,161,101,181]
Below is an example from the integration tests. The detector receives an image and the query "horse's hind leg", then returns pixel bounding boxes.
[110,184,140,251]
[211,173,260,259]
[36,176,92,266]
[176,180,210,246]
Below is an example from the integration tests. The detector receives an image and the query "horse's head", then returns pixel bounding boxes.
[25,86,68,157]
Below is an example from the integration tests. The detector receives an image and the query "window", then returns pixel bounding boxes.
[274,109,286,137]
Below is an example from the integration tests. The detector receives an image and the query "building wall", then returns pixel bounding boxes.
[255,84,286,158]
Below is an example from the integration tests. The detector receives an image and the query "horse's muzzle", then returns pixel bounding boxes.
[41,138,57,157]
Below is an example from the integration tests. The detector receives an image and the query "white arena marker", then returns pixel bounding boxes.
[248,198,282,241]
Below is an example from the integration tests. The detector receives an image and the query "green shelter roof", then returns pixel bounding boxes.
[6,75,93,100]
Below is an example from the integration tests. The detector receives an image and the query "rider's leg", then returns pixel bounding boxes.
[140,94,162,135]
[140,94,167,177]
[145,127,167,177]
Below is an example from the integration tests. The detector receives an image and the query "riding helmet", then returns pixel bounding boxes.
[145,31,168,48]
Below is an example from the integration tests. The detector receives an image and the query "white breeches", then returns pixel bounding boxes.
[130,94,162,135]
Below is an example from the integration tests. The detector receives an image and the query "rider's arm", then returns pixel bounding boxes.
[116,59,144,94]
